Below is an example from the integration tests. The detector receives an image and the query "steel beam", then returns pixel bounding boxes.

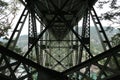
[61,44,120,75]
[58,14,93,58]
[91,7,120,78]
[0,45,67,80]
[105,74,120,80]
[12,15,57,74]
[0,73,12,80]
[44,50,67,69]
[6,7,28,49]
[19,0,26,6]
[18,70,37,80]
[52,50,74,69]
[0,62,18,71]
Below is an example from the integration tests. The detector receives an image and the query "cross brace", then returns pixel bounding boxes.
[0,45,68,80]
[62,44,120,75]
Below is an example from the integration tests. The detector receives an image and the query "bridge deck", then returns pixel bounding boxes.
[26,0,97,40]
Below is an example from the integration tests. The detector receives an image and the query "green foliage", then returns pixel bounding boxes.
[112,33,120,46]
[0,0,8,7]
[111,28,120,46]
[0,41,22,53]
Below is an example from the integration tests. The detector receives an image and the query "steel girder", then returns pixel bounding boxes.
[0,0,120,80]
[0,45,68,80]
[62,44,120,75]
[105,74,120,80]
[0,45,120,79]
[90,7,120,79]
[0,74,12,80]
[0,44,120,79]
[1,0,79,79]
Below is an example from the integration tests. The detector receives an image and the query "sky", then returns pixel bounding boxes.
[8,0,120,35]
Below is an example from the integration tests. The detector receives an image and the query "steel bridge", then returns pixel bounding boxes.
[0,0,120,80]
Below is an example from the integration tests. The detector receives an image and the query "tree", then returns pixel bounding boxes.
[111,27,120,47]
[96,0,120,27]
[0,0,22,53]
[0,0,19,39]
[96,0,120,47]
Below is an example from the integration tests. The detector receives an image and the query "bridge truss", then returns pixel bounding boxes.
[0,0,120,80]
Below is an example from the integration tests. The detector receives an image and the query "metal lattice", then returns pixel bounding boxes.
[0,0,120,80]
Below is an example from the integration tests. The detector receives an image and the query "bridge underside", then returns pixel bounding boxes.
[0,0,120,80]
